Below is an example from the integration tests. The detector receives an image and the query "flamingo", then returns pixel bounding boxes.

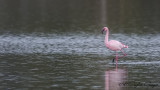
[102,27,128,64]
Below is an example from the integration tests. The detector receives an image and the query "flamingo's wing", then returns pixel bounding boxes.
[106,40,123,50]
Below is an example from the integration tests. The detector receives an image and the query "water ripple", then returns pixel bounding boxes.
[0,34,159,59]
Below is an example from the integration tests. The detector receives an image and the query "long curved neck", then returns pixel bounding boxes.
[105,29,109,43]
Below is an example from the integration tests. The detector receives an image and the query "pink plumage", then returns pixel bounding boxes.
[102,27,128,64]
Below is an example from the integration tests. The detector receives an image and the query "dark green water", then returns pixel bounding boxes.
[0,0,160,90]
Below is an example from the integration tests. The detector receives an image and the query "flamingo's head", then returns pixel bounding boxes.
[101,27,109,34]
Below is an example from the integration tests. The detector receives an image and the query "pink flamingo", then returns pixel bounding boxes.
[102,27,128,64]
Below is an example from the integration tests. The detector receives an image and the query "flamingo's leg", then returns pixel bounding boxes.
[112,51,116,63]
[112,51,118,64]
[115,50,118,65]
[117,50,126,59]
[113,50,126,63]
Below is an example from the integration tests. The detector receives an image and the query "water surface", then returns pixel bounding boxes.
[0,0,160,90]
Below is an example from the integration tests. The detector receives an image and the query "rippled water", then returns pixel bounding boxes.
[0,33,159,56]
[0,33,160,89]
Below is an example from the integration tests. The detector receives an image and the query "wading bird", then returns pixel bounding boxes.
[102,27,128,64]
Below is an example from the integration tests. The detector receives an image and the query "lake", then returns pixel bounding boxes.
[0,0,160,90]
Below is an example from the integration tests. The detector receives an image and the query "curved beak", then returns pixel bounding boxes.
[101,29,105,34]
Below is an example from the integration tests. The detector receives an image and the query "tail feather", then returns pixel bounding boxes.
[124,45,128,48]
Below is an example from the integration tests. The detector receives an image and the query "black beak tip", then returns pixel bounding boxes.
[112,58,115,63]
[101,29,104,34]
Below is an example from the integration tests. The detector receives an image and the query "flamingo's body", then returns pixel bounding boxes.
[102,27,128,64]
[106,40,124,51]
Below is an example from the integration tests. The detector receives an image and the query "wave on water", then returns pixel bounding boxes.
[0,33,159,58]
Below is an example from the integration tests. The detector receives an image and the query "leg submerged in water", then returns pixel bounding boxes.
[112,50,117,63]
[112,50,127,64]
[115,51,118,65]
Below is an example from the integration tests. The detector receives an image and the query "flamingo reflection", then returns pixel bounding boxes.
[105,66,127,90]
